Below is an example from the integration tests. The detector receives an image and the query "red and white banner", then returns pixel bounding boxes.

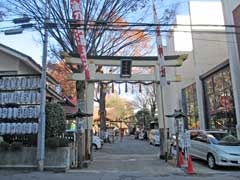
[152,0,167,87]
[70,0,90,80]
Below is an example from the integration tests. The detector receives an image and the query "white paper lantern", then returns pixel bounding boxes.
[0,108,2,119]
[32,123,38,134]
[15,123,22,134]
[21,123,27,134]
[17,78,22,90]
[13,108,18,119]
[7,108,13,119]
[10,123,16,134]
[2,108,8,119]
[1,123,6,135]
[17,108,21,118]
[0,79,3,89]
[21,78,27,89]
[6,123,11,134]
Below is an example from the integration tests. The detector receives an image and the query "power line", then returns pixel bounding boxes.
[2,17,240,29]
[2,22,240,45]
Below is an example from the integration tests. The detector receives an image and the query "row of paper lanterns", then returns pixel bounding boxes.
[0,92,41,105]
[0,123,38,135]
[0,107,40,119]
[0,77,41,90]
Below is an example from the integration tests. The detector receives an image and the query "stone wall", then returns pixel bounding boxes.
[0,147,70,170]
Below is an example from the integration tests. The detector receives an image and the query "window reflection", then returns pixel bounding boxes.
[203,66,237,136]
[182,84,199,129]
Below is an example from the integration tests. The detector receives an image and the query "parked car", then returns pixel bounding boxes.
[149,129,160,146]
[92,136,102,150]
[186,130,240,169]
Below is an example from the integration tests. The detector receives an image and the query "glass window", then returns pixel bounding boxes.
[204,78,213,94]
[182,84,199,130]
[203,66,237,136]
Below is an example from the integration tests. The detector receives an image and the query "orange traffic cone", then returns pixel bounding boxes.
[178,150,184,167]
[186,155,195,174]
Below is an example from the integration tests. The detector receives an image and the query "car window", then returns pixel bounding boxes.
[208,132,227,141]
[207,133,240,146]
[219,135,240,146]
[195,134,208,143]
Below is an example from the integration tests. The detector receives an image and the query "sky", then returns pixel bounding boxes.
[0,0,189,64]
[0,0,223,102]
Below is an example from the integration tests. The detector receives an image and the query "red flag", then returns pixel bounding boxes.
[70,0,90,80]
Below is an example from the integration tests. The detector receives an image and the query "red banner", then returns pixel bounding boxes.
[70,0,90,80]
[152,0,167,86]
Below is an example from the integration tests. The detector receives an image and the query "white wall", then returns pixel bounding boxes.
[164,0,229,133]
[0,50,38,74]
[0,51,19,72]
[222,0,240,138]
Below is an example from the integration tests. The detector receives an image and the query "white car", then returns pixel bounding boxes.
[187,130,240,169]
[92,136,102,150]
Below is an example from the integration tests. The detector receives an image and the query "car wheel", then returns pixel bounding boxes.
[207,154,216,169]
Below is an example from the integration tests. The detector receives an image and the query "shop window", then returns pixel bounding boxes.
[203,66,237,136]
[182,83,199,130]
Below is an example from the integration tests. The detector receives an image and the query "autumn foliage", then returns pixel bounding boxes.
[47,61,76,98]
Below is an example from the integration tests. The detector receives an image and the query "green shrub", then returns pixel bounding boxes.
[11,142,23,151]
[46,137,69,148]
[0,141,10,151]
[45,103,66,138]
[45,137,59,149]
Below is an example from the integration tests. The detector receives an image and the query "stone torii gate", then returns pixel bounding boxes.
[66,55,187,159]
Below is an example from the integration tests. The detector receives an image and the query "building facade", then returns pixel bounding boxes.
[0,43,63,102]
[222,0,240,139]
[164,0,240,138]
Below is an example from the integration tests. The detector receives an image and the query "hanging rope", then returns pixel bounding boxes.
[102,81,155,86]
[139,84,142,93]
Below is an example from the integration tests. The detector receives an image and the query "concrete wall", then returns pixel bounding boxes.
[0,147,70,170]
[222,0,240,138]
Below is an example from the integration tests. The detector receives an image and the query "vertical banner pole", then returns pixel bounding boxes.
[152,0,168,160]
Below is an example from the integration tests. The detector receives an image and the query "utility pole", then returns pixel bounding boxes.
[37,0,50,171]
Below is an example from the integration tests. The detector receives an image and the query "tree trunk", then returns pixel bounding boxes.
[99,82,107,140]
[76,80,86,167]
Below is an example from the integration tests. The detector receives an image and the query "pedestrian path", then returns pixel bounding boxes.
[71,136,183,176]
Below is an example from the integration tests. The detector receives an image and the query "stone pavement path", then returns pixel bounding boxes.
[71,136,182,175]
[1,136,240,180]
